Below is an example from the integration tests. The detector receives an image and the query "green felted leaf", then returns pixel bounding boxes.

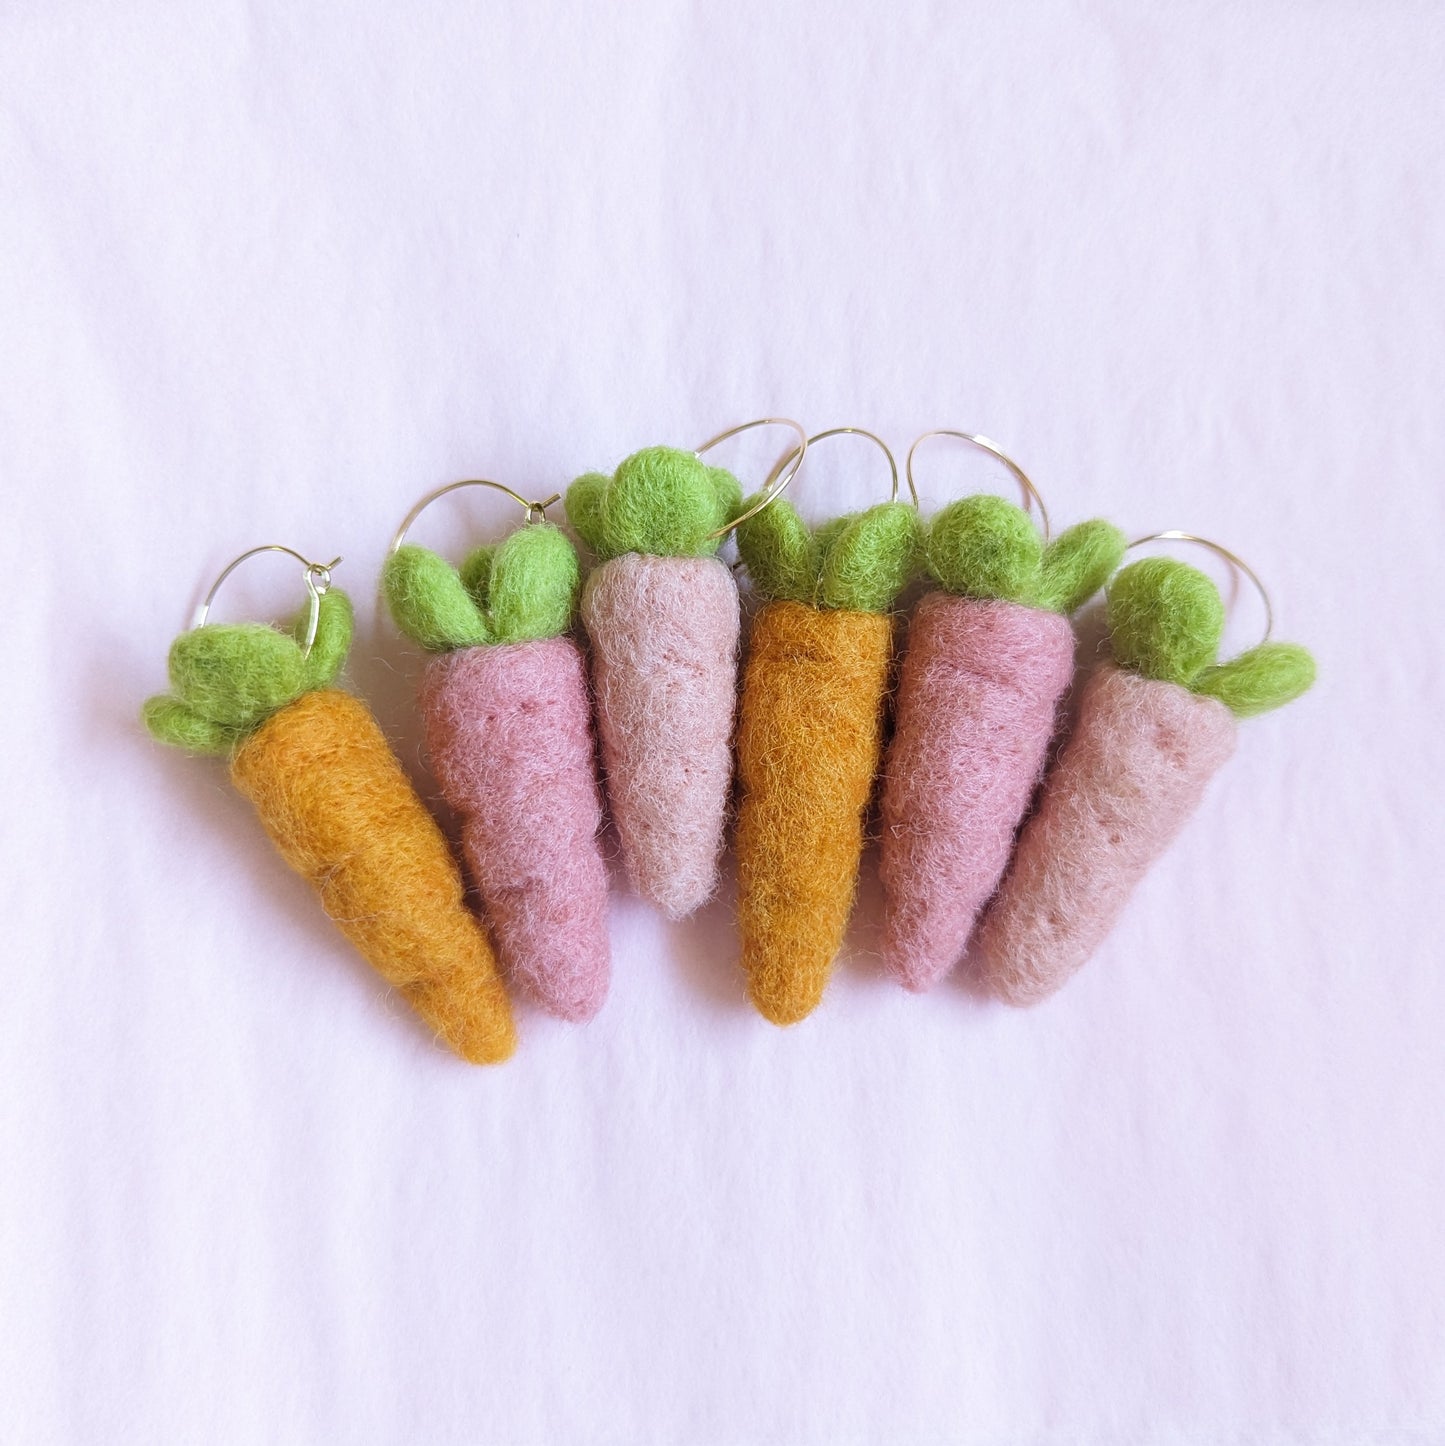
[1036,520,1128,615]
[141,696,241,755]
[734,494,817,604]
[564,472,609,556]
[459,545,495,608]
[1195,642,1316,718]
[487,522,580,643]
[382,545,491,653]
[924,495,1042,603]
[816,502,921,613]
[1107,557,1225,687]
[167,622,309,728]
[300,588,353,690]
[565,446,741,559]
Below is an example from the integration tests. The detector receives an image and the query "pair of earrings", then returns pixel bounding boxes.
[143,422,1314,1063]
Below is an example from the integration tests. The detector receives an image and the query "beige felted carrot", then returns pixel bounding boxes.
[143,553,516,1064]
[565,446,744,919]
[733,473,921,1025]
[976,550,1315,1006]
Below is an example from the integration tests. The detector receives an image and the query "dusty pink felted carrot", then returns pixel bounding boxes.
[879,496,1126,990]
[383,516,611,1021]
[976,555,1315,1006]
[565,447,743,919]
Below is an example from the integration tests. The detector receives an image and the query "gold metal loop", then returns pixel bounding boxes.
[761,426,910,506]
[390,478,562,554]
[1126,530,1275,646]
[906,430,1051,542]
[696,417,810,540]
[193,544,342,657]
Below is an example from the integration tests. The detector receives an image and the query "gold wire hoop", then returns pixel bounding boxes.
[1127,530,1275,646]
[390,478,561,554]
[906,430,1051,541]
[193,544,342,657]
[761,426,910,505]
[696,417,810,539]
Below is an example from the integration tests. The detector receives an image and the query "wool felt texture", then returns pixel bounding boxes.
[143,591,516,1064]
[975,663,1239,1006]
[382,521,579,652]
[421,636,611,1022]
[976,557,1316,1006]
[730,498,919,1024]
[735,496,921,612]
[566,445,742,559]
[143,587,354,753]
[580,551,740,919]
[383,522,609,1017]
[231,689,517,1062]
[878,594,1076,991]
[733,601,895,1026]
[876,499,1127,990]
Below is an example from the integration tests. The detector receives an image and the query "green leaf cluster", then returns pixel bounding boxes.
[143,588,353,753]
[382,522,580,654]
[1108,558,1315,718]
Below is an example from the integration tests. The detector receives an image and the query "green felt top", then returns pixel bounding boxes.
[143,587,353,754]
[1107,557,1315,718]
[382,521,579,653]
[923,495,1127,615]
[735,496,921,613]
[565,446,742,560]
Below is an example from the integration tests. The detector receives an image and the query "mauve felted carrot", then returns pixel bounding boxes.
[733,496,921,1025]
[143,587,516,1064]
[976,556,1316,1006]
[566,447,743,919]
[878,497,1127,991]
[382,521,612,1022]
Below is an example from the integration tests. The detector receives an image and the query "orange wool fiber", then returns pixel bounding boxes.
[734,600,894,1025]
[230,689,517,1065]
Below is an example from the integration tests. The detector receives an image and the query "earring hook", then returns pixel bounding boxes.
[390,478,562,555]
[696,417,810,539]
[906,430,1051,542]
[1126,530,1275,647]
[761,426,910,504]
[194,544,342,657]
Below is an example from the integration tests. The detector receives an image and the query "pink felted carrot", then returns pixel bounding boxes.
[383,519,611,1022]
[878,497,1126,990]
[565,447,743,919]
[976,555,1315,1006]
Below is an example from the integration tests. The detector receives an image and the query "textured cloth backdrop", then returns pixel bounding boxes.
[2,3,1442,1443]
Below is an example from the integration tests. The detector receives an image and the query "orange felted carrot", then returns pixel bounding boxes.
[143,560,516,1064]
[733,489,921,1025]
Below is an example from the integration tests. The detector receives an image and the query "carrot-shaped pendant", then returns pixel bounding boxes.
[143,549,516,1064]
[565,446,744,918]
[733,431,921,1025]
[382,488,611,1022]
[976,550,1315,1006]
[879,492,1126,990]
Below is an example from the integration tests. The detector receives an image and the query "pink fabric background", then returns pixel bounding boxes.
[3,4,1441,1442]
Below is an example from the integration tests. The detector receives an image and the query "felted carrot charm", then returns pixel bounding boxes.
[383,487,611,1022]
[565,446,745,918]
[976,548,1316,1006]
[733,433,922,1025]
[879,492,1127,990]
[143,549,516,1064]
